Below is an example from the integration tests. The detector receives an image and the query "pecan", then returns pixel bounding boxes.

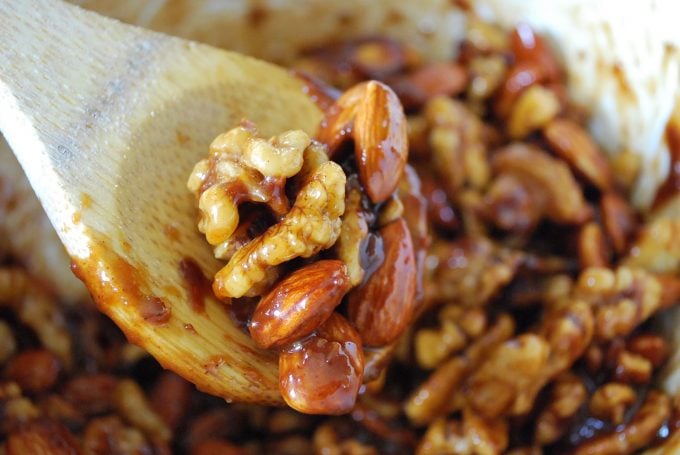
[543,118,614,191]
[5,350,61,394]
[249,260,351,349]
[627,334,669,368]
[317,80,408,204]
[213,161,345,299]
[279,313,364,415]
[150,372,193,431]
[348,218,417,346]
[62,374,118,416]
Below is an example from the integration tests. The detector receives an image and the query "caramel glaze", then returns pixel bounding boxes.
[70,239,171,330]
[179,258,212,314]
[292,69,341,111]
[652,120,680,210]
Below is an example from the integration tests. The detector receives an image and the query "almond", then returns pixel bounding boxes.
[315,82,367,157]
[7,420,80,455]
[249,260,351,349]
[354,81,408,203]
[544,118,614,191]
[279,313,364,415]
[348,217,417,346]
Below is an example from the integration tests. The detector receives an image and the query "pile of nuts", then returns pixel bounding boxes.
[3,14,680,455]
[188,78,422,414]
[189,17,680,453]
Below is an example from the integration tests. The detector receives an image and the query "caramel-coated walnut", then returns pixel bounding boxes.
[574,267,662,341]
[589,382,636,424]
[574,391,670,455]
[213,161,346,299]
[534,373,587,445]
[187,124,310,247]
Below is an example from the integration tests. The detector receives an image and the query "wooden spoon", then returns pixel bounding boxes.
[0,0,323,405]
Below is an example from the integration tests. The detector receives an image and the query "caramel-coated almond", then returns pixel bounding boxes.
[279,313,364,415]
[249,260,351,349]
[348,218,417,346]
[354,81,408,204]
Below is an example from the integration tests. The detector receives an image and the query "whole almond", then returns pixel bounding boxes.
[315,82,367,157]
[348,217,417,346]
[354,81,408,203]
[279,313,364,415]
[7,420,80,455]
[249,260,351,349]
[544,118,614,191]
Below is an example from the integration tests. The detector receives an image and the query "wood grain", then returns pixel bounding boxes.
[0,0,323,404]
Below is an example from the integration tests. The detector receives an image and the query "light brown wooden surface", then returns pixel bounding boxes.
[0,0,323,404]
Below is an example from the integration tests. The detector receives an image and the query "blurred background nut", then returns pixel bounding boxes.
[534,373,587,445]
[4,350,61,395]
[507,85,561,139]
[589,382,636,425]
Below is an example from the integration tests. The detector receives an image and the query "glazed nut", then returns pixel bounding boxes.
[507,85,560,139]
[627,334,669,368]
[574,391,670,455]
[7,420,80,455]
[335,183,370,287]
[492,144,590,225]
[348,218,417,347]
[353,81,409,203]
[614,350,653,384]
[578,222,610,268]
[5,349,61,394]
[213,161,346,299]
[317,80,408,204]
[589,383,636,424]
[278,313,364,415]
[600,192,637,255]
[249,260,351,349]
[543,118,613,191]
[534,373,587,445]
[114,379,171,441]
[415,322,466,369]
[188,124,300,246]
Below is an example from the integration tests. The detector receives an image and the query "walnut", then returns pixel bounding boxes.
[425,97,490,197]
[589,382,636,424]
[213,160,345,299]
[187,123,310,248]
[624,218,680,274]
[507,85,561,140]
[574,391,670,455]
[416,411,508,455]
[573,267,662,341]
[534,373,587,445]
[466,334,550,419]
[113,379,171,442]
[426,237,522,306]
[334,178,371,287]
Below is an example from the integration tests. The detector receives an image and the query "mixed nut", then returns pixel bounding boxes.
[2,12,680,455]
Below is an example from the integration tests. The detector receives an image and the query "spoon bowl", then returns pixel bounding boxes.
[0,0,323,404]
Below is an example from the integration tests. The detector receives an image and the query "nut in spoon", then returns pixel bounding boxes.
[0,0,323,405]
